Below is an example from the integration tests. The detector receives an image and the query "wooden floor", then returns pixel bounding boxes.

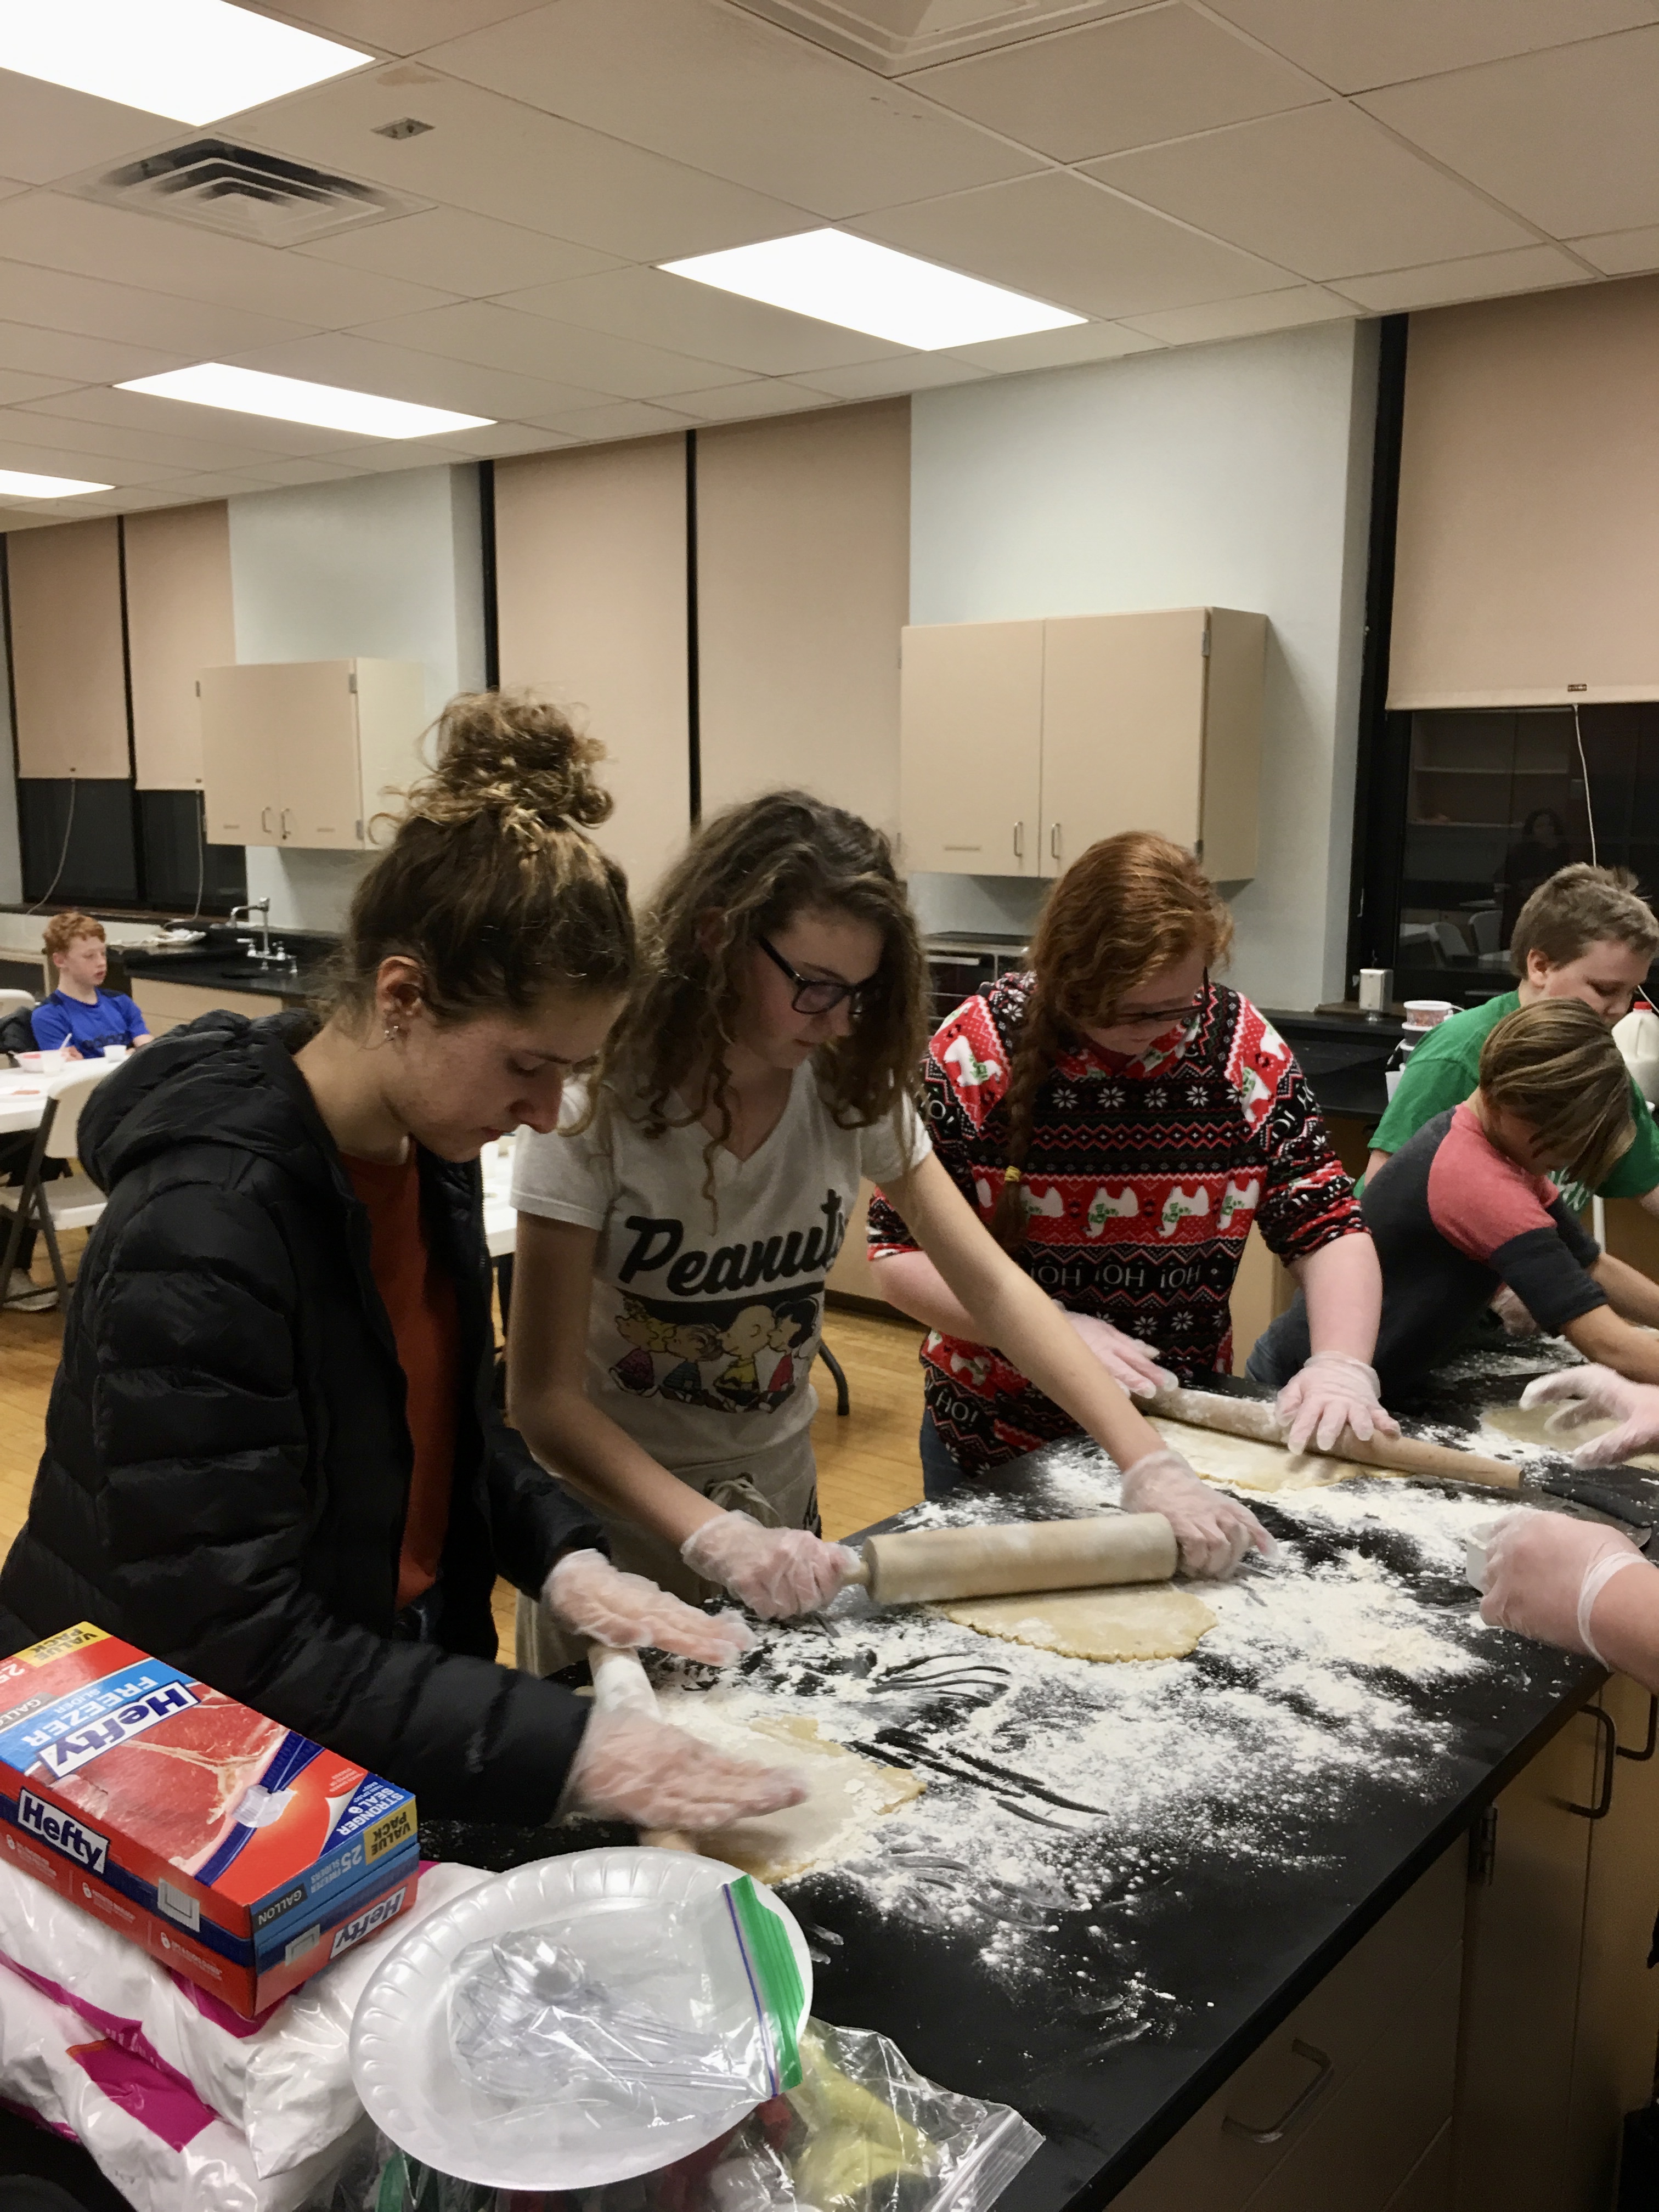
[0,1245,928,1655]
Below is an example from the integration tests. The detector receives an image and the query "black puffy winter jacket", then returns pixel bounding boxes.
[0,1011,598,1822]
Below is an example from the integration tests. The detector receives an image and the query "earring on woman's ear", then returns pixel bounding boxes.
[383,1023,404,1045]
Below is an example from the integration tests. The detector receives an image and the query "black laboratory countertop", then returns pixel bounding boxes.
[420,1361,1659,2212]
[121,929,336,1003]
[1262,1007,1403,1128]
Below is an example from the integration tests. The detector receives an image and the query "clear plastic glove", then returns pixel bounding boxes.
[566,1708,808,1831]
[681,1510,859,1619]
[1492,1284,1541,1339]
[542,1549,754,1666]
[1119,1447,1276,1579]
[1479,1508,1649,1660]
[1057,1305,1175,1400]
[1274,1351,1400,1454]
[1519,1365,1659,1469]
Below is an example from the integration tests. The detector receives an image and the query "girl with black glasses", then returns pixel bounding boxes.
[509,793,1268,1675]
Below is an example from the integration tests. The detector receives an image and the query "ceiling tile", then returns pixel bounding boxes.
[497,265,906,376]
[274,2,543,54]
[354,301,755,399]
[0,319,187,386]
[235,456,370,484]
[526,398,699,442]
[0,72,178,188]
[425,0,1038,218]
[9,382,360,457]
[1359,29,1659,239]
[1572,224,1659,274]
[136,470,291,496]
[1203,0,1659,95]
[218,329,607,420]
[0,193,458,330]
[1330,242,1593,313]
[0,368,82,406]
[2,403,298,473]
[1090,103,1536,279]
[946,320,1162,369]
[1119,283,1354,341]
[654,379,836,421]
[796,354,987,398]
[0,433,170,485]
[296,206,622,295]
[0,257,313,357]
[855,171,1291,319]
[904,4,1322,163]
[0,507,82,528]
[238,71,814,262]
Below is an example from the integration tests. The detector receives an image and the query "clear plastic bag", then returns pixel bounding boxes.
[370,2016,1042,2212]
[443,1875,803,2136]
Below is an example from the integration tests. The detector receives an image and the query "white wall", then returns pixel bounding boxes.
[227,466,486,932]
[909,320,1378,1010]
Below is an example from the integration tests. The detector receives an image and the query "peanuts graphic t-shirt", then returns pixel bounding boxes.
[511,1073,930,1486]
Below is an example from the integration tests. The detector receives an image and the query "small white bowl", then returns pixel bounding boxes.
[14,1050,64,1073]
[101,1045,128,1062]
[1403,998,1455,1030]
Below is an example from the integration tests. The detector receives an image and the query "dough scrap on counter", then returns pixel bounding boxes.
[1481,1401,1659,1471]
[652,1705,924,1883]
[1150,1414,1357,1493]
[940,1583,1216,1661]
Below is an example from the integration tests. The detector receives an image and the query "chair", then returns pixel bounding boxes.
[1469,908,1503,957]
[0,1066,109,1308]
[0,989,35,1019]
[0,998,37,1064]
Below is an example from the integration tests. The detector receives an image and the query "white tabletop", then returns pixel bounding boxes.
[480,1131,518,1259]
[0,1058,119,1138]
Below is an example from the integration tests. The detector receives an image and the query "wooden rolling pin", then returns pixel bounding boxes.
[844,1511,1178,1605]
[585,1642,697,1853]
[1148,1384,1525,1492]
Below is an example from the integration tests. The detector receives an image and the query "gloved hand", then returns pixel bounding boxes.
[680,1511,860,1618]
[1119,1447,1276,1578]
[1519,1365,1659,1469]
[542,1549,754,1666]
[1274,1351,1400,1454]
[566,1708,808,1830]
[1057,1305,1175,1400]
[1492,1284,1541,1339]
[1479,1508,1650,1661]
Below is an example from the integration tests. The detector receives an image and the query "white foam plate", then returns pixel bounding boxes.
[349,1848,812,2192]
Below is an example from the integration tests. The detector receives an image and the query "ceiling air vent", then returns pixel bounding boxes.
[730,0,1149,71]
[68,139,430,248]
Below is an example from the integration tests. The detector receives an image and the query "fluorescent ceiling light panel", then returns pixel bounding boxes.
[661,229,1085,351]
[0,468,112,498]
[0,0,369,126]
[117,364,493,439]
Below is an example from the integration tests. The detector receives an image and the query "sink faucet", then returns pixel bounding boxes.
[229,900,273,966]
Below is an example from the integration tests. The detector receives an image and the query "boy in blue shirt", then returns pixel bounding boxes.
[31,912,151,1061]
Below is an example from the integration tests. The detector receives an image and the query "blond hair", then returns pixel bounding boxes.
[43,912,104,963]
[1510,864,1659,977]
[1479,999,1634,1190]
[326,690,635,1024]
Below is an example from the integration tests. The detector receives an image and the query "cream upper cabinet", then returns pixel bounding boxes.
[899,619,1045,876]
[200,659,429,850]
[900,608,1266,881]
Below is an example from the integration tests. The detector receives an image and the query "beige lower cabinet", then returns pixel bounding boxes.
[1113,1844,1465,2211]
[129,978,286,1035]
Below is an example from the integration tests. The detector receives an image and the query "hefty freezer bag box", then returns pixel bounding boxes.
[0,1623,419,2016]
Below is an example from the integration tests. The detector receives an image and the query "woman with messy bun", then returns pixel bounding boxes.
[0,692,807,1840]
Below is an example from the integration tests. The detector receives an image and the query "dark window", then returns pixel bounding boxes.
[20,780,138,908]
[136,789,246,915]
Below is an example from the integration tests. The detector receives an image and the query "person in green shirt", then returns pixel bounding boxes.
[1368,864,1659,1215]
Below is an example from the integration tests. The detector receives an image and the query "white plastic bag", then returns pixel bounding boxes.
[0,1854,488,2176]
[0,1957,374,2212]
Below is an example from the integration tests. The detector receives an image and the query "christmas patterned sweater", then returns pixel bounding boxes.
[866,973,1364,1474]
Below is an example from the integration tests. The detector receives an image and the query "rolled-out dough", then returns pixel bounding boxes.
[652,1706,924,1882]
[940,1583,1216,1661]
[1481,1401,1659,1471]
[1149,1414,1357,1493]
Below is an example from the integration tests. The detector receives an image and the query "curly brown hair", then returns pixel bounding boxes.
[324,689,636,1025]
[991,832,1234,1249]
[603,791,926,1205]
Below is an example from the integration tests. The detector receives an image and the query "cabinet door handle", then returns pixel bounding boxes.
[1617,1691,1659,1763]
[1222,2040,1333,2143]
[280,808,295,840]
[1567,1703,1617,1818]
[1012,820,1024,859]
[1049,822,1061,860]
[260,806,275,834]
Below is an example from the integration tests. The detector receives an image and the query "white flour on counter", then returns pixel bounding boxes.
[662,1443,1533,2033]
